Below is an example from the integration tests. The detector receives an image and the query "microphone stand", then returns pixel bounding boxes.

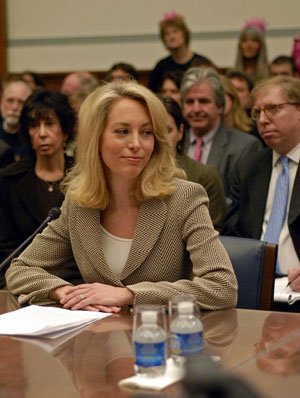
[0,207,61,274]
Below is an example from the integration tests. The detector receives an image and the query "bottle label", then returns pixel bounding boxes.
[134,342,166,367]
[171,331,203,356]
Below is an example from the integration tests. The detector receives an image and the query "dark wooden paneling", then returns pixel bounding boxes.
[0,0,7,82]
[42,70,151,91]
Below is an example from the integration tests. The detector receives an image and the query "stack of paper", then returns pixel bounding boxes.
[0,305,111,339]
[274,277,300,305]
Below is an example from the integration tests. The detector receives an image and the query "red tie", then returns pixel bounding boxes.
[193,137,203,161]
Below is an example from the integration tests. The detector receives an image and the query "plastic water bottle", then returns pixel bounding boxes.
[170,301,203,366]
[133,310,167,377]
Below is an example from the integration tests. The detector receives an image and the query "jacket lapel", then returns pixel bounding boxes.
[289,162,300,224]
[75,198,167,282]
[249,151,272,238]
[120,198,167,280]
[207,124,228,168]
[75,206,120,283]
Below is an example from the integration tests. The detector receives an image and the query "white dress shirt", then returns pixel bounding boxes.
[261,143,300,274]
[187,126,219,164]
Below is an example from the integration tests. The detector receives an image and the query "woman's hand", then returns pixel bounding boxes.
[59,282,134,311]
[49,284,122,312]
[288,268,300,292]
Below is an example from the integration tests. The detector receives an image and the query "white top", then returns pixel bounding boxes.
[187,125,219,164]
[100,225,132,277]
[261,143,300,274]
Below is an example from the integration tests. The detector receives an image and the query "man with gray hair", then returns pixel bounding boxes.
[181,67,262,201]
[0,77,32,160]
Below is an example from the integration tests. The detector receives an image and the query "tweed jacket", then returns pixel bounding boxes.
[177,154,227,229]
[6,179,237,310]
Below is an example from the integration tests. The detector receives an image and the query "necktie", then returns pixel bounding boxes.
[264,156,290,275]
[193,137,203,161]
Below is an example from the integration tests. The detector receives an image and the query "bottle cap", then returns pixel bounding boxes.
[178,301,194,314]
[141,310,158,324]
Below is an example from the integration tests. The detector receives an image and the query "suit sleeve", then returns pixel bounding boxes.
[127,184,238,310]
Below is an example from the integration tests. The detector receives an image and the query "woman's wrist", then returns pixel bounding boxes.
[48,285,72,301]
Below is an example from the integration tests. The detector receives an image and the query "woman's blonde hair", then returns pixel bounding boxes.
[64,81,184,208]
[220,75,252,133]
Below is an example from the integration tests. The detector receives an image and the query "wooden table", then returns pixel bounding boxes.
[1,290,300,398]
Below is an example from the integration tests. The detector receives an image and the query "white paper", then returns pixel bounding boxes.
[118,358,185,390]
[0,305,111,338]
[274,277,300,305]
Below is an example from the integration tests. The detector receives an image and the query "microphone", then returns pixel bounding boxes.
[0,207,61,273]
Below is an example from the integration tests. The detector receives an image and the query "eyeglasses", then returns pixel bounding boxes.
[251,102,297,121]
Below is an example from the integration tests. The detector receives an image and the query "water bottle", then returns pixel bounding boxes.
[170,301,203,366]
[133,310,167,377]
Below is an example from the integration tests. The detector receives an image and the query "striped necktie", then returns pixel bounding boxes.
[264,156,290,275]
[193,137,203,161]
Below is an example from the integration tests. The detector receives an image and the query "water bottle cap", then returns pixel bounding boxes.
[178,301,194,314]
[141,310,158,324]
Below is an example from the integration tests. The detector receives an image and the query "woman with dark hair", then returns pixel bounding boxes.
[159,70,183,105]
[0,90,76,284]
[160,95,227,229]
[105,63,139,82]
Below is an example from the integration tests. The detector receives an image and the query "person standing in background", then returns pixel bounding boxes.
[148,12,212,93]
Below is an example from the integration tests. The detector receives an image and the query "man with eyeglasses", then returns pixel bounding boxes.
[223,75,300,300]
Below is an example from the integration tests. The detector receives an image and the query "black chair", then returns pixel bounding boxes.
[219,236,277,310]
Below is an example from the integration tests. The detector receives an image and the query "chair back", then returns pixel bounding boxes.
[219,236,277,310]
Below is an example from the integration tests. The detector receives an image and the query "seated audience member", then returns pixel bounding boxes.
[61,71,98,156]
[160,95,227,229]
[0,139,14,168]
[226,69,254,115]
[225,69,264,145]
[21,71,45,91]
[0,76,32,160]
[291,34,300,75]
[223,76,300,292]
[6,82,237,311]
[181,67,262,201]
[105,63,139,82]
[61,71,99,112]
[159,70,184,105]
[0,90,76,286]
[220,75,252,133]
[149,12,211,92]
[234,18,269,83]
[270,55,298,77]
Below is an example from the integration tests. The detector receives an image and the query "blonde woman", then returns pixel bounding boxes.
[220,75,252,133]
[6,82,237,312]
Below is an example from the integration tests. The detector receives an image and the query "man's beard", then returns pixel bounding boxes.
[4,114,20,133]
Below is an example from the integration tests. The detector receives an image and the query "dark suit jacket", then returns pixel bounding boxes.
[222,148,300,260]
[0,157,73,262]
[0,139,14,168]
[206,124,263,198]
[177,154,227,229]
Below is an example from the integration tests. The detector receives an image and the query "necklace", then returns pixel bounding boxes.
[44,181,56,192]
